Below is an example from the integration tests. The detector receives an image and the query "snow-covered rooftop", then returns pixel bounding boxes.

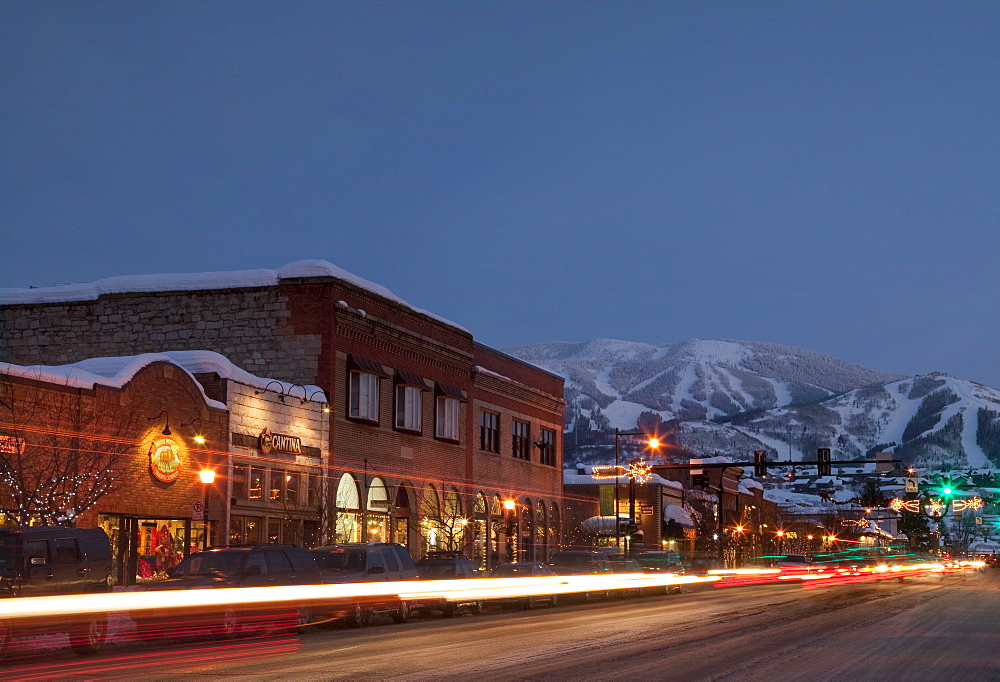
[0,260,467,333]
[0,350,328,412]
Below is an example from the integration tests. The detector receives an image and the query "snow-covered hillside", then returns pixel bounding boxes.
[506,337,902,424]
[730,374,1000,470]
[505,338,1000,471]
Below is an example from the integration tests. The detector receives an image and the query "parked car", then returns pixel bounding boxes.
[0,526,114,660]
[776,553,816,570]
[548,550,614,601]
[608,557,651,598]
[415,551,484,616]
[488,562,559,608]
[130,543,323,638]
[633,550,686,594]
[547,550,614,576]
[310,543,418,625]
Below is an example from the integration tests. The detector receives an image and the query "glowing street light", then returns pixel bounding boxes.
[199,469,215,548]
[502,499,517,561]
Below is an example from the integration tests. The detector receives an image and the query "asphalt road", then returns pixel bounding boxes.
[3,570,996,680]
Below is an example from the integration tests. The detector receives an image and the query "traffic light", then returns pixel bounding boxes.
[817,448,831,476]
[754,450,767,477]
[692,472,710,488]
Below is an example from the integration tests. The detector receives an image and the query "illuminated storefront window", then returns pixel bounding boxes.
[336,473,361,542]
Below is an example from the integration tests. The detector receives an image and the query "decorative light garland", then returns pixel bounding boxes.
[591,465,626,479]
[628,460,652,484]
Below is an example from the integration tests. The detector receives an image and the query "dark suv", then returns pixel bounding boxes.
[0,526,114,660]
[415,551,484,616]
[131,544,322,638]
[548,550,614,601]
[311,543,418,625]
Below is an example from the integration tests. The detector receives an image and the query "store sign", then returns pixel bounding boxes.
[0,434,25,455]
[149,437,181,483]
[259,430,302,455]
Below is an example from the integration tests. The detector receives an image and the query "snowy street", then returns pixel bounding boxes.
[1,569,993,679]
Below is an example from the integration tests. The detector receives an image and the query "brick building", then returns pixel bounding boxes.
[0,357,228,585]
[0,260,566,569]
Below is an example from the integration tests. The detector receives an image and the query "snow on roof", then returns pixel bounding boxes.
[742,478,764,491]
[73,351,326,403]
[663,504,695,528]
[0,260,468,333]
[764,488,833,509]
[1,353,227,412]
[693,455,735,465]
[474,366,562,402]
[1,350,336,413]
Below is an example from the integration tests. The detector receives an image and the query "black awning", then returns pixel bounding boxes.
[348,354,391,379]
[396,369,430,390]
[436,382,467,401]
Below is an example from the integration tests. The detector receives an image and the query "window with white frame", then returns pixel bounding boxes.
[395,383,423,432]
[349,370,379,421]
[435,396,460,441]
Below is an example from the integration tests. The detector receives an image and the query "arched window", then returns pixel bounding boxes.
[473,493,488,570]
[536,500,548,562]
[366,477,390,543]
[393,482,414,550]
[420,485,441,555]
[442,488,465,552]
[521,498,533,562]
[549,502,561,552]
[335,473,360,543]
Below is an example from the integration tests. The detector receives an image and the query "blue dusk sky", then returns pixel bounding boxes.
[2,3,998,386]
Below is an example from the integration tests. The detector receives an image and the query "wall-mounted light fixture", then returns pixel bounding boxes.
[182,417,206,444]
[254,380,287,403]
[303,388,330,413]
[147,410,171,436]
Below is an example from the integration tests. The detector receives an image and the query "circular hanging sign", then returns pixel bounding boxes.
[149,436,181,483]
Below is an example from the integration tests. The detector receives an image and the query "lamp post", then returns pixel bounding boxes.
[199,469,215,548]
[612,429,661,552]
[503,499,516,562]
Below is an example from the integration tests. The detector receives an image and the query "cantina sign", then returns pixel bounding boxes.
[259,429,302,455]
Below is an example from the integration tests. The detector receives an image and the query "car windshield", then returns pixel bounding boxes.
[418,563,456,578]
[312,549,366,572]
[171,550,245,577]
[492,564,537,577]
[550,554,591,567]
[780,555,811,565]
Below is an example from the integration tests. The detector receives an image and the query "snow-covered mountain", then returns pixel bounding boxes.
[730,373,1000,470]
[505,338,1000,471]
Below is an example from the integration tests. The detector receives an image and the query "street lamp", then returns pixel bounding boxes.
[199,469,215,549]
[502,498,517,562]
[612,429,661,552]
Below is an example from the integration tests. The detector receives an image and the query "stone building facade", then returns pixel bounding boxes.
[0,260,566,568]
